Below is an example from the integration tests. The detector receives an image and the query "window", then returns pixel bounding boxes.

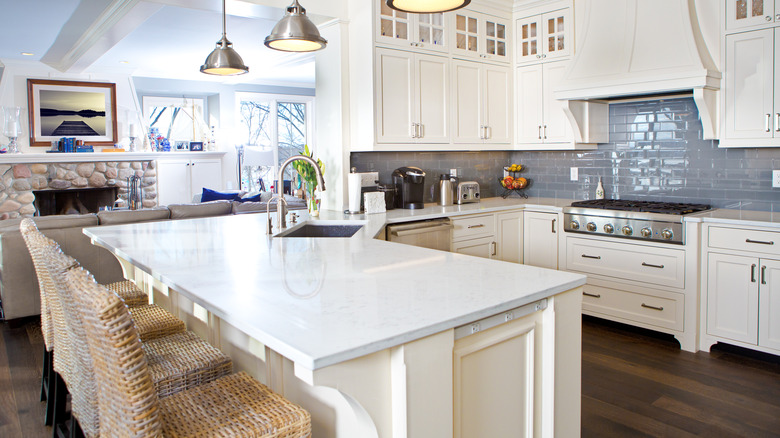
[237,93,314,192]
[143,96,208,146]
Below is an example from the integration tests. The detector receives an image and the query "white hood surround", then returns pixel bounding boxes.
[554,0,721,140]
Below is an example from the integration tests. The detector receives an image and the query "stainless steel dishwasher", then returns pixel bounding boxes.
[386,218,453,252]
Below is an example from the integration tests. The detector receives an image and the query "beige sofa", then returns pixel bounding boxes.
[0,197,305,321]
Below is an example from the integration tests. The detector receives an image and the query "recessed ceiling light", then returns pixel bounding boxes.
[20,52,34,56]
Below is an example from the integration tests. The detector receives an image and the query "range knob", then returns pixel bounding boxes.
[661,229,674,240]
[622,226,633,236]
[640,227,652,238]
[603,223,614,234]
[569,220,580,230]
[586,222,597,232]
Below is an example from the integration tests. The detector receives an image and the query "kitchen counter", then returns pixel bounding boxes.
[685,208,780,229]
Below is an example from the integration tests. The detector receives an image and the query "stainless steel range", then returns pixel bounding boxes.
[563,200,711,244]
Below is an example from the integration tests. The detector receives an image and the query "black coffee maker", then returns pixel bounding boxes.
[392,166,425,209]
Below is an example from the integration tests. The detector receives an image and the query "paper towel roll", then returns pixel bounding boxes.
[348,173,362,213]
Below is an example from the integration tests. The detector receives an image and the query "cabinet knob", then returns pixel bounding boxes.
[536,54,541,58]
[767,15,773,21]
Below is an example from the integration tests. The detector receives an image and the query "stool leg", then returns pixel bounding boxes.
[40,346,51,402]
[43,351,56,426]
[50,372,69,438]
[70,417,84,438]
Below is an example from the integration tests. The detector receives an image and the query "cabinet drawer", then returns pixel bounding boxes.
[582,284,684,331]
[452,214,495,241]
[708,226,779,256]
[566,237,685,289]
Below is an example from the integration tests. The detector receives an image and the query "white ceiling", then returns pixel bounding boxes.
[0,0,321,87]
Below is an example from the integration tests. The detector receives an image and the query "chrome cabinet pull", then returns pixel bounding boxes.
[751,264,757,283]
[746,238,774,245]
[583,292,601,298]
[551,218,556,233]
[641,303,664,311]
[581,254,601,260]
[776,113,780,132]
[418,123,423,138]
[641,262,665,269]
[543,125,547,139]
[491,241,497,256]
[766,114,772,132]
[538,125,542,139]
[411,123,417,138]
[761,265,767,285]
[468,224,485,229]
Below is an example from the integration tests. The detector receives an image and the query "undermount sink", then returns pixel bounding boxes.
[276,223,364,238]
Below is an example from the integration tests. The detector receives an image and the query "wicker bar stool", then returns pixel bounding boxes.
[65,266,311,437]
[39,238,234,437]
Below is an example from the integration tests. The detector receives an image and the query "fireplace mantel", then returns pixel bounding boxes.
[0,151,225,164]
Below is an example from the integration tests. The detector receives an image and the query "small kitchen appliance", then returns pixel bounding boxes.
[563,199,711,244]
[456,181,480,204]
[439,174,455,206]
[392,166,425,209]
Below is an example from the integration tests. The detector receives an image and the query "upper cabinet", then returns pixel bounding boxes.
[451,60,512,144]
[515,9,571,65]
[726,0,780,31]
[516,61,572,147]
[721,28,780,147]
[377,4,449,53]
[451,10,511,63]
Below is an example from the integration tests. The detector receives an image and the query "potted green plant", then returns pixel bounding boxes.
[291,145,324,216]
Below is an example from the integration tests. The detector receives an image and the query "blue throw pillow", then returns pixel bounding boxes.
[200,188,239,202]
[238,193,263,203]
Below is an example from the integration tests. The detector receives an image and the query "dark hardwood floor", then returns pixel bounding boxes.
[1,315,779,437]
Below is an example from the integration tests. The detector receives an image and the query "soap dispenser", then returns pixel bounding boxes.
[596,177,605,200]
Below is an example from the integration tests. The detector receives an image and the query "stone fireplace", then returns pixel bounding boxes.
[0,161,158,218]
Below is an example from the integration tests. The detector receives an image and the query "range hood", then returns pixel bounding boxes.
[554,0,721,140]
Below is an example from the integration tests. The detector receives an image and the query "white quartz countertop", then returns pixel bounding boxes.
[684,208,780,229]
[84,203,585,371]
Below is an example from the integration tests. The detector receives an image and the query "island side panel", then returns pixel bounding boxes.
[554,287,583,438]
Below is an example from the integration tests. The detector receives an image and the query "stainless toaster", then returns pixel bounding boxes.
[457,181,480,204]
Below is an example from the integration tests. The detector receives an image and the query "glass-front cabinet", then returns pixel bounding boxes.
[377,1,448,53]
[450,10,510,63]
[516,8,570,65]
[726,0,779,31]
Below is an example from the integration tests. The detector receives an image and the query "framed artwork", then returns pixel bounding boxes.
[27,79,118,147]
[189,141,204,151]
[174,141,190,151]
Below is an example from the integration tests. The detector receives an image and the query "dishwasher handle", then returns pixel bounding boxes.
[390,221,454,237]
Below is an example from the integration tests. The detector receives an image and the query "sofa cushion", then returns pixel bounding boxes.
[232,197,308,214]
[168,200,233,219]
[97,207,171,226]
[201,188,241,203]
[0,214,98,233]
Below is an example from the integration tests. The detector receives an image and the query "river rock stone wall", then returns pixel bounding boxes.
[0,161,157,218]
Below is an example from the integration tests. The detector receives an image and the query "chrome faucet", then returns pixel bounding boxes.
[273,154,326,229]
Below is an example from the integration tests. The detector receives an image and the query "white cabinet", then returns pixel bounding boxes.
[706,253,760,344]
[451,214,496,260]
[515,8,571,65]
[452,236,496,259]
[759,259,780,350]
[451,10,511,63]
[451,60,512,144]
[375,48,449,144]
[722,28,780,147]
[726,0,779,31]
[376,1,448,53]
[157,157,222,206]
[516,61,572,147]
[496,210,523,263]
[523,211,558,269]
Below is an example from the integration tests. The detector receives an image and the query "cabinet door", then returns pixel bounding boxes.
[540,9,570,61]
[452,236,495,259]
[377,2,413,47]
[516,15,541,64]
[484,65,512,144]
[157,159,192,206]
[775,29,780,136]
[706,253,759,344]
[523,211,558,269]
[726,0,775,30]
[452,11,481,60]
[758,258,780,350]
[516,65,544,143]
[190,159,223,197]
[496,211,523,263]
[376,48,415,143]
[482,16,510,62]
[416,53,449,143]
[451,61,483,143]
[542,61,572,143]
[416,13,448,53]
[724,29,775,140]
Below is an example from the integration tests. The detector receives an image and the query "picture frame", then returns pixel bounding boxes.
[27,79,118,147]
[189,141,204,151]
[174,141,190,151]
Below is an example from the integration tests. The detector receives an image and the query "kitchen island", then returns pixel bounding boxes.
[85,209,586,437]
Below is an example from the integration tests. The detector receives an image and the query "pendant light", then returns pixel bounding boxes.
[200,0,248,75]
[386,0,471,13]
[264,0,327,52]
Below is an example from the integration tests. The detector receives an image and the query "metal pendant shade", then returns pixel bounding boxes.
[201,0,248,75]
[386,0,471,13]
[264,0,327,52]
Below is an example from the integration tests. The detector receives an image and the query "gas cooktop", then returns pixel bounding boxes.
[569,199,711,215]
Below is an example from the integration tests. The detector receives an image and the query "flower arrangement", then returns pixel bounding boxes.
[291,145,324,215]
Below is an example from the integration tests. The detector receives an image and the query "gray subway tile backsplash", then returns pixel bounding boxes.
[351,97,779,211]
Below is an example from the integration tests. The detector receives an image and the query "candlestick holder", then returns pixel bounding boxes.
[2,106,22,154]
[129,136,137,152]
